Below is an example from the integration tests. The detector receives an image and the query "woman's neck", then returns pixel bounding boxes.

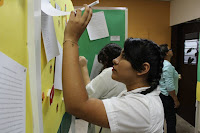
[165,56,171,62]
[125,80,149,92]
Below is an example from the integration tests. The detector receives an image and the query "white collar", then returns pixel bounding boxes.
[120,86,160,97]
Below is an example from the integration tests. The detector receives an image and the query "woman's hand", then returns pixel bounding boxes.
[64,4,92,43]
[178,74,181,80]
[79,56,88,68]
[174,100,180,108]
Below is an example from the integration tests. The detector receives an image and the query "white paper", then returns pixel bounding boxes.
[184,48,197,56]
[90,55,103,80]
[110,36,120,41]
[42,12,60,62]
[184,39,198,65]
[184,39,198,48]
[87,11,109,41]
[184,55,197,64]
[41,0,70,16]
[42,0,99,16]
[0,52,27,133]
[54,41,63,90]
[55,3,61,11]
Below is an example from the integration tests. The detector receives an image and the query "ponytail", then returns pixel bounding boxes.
[140,41,164,95]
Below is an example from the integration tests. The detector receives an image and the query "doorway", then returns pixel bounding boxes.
[171,20,200,126]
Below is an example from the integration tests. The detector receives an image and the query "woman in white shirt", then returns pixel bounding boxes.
[79,43,126,100]
[62,6,164,133]
[79,43,126,133]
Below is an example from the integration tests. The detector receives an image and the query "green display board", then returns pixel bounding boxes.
[78,7,128,74]
[196,34,200,101]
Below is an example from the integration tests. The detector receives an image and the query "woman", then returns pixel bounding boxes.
[79,43,126,133]
[159,44,180,133]
[62,5,164,133]
[98,43,122,72]
[79,43,125,100]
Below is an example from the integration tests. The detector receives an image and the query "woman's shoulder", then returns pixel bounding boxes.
[99,67,113,76]
[164,60,172,66]
[102,67,113,72]
[163,60,175,71]
[103,92,163,132]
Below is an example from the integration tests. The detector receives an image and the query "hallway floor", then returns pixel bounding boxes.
[72,114,197,133]
[176,115,195,133]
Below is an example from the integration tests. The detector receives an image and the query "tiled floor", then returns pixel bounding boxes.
[73,114,198,133]
[176,115,195,133]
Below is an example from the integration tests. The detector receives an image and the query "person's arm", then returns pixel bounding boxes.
[169,90,180,108]
[163,65,180,108]
[62,5,109,128]
[79,56,90,85]
[79,56,109,99]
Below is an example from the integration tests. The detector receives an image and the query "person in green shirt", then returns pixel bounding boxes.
[159,44,180,133]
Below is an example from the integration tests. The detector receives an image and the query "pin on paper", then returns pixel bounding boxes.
[55,2,61,11]
[58,19,60,27]
[50,64,52,73]
[65,4,66,12]
[56,104,59,112]
[48,85,54,105]
[42,92,45,103]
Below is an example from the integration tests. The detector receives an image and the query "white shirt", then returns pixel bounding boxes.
[103,87,164,133]
[86,67,126,100]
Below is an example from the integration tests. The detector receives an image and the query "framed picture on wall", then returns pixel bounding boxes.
[184,39,199,65]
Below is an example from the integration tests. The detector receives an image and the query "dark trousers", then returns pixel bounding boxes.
[159,93,176,133]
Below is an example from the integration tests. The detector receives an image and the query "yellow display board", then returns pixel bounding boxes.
[0,0,33,133]
[41,0,74,132]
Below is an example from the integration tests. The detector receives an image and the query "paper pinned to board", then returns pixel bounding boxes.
[42,0,99,16]
[90,55,103,80]
[184,39,198,48]
[55,3,61,11]
[184,39,198,65]
[54,41,63,90]
[87,11,109,41]
[0,52,27,133]
[41,0,70,16]
[110,36,120,41]
[41,11,60,62]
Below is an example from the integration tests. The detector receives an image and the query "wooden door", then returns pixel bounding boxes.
[171,21,200,126]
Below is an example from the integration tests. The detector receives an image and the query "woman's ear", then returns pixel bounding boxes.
[166,51,169,56]
[137,62,150,76]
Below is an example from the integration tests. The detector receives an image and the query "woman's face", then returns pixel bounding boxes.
[167,47,173,58]
[112,50,138,85]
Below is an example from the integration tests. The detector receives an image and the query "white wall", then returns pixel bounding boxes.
[170,0,200,26]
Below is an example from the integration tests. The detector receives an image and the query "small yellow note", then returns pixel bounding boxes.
[0,0,3,6]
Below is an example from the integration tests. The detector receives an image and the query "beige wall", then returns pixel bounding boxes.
[170,0,200,26]
[72,0,171,46]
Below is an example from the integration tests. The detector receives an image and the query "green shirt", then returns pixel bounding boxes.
[159,60,179,96]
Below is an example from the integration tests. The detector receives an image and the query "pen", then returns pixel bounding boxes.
[79,0,99,11]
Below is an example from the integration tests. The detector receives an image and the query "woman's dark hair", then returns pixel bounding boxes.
[159,44,169,58]
[123,38,164,95]
[98,43,122,70]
